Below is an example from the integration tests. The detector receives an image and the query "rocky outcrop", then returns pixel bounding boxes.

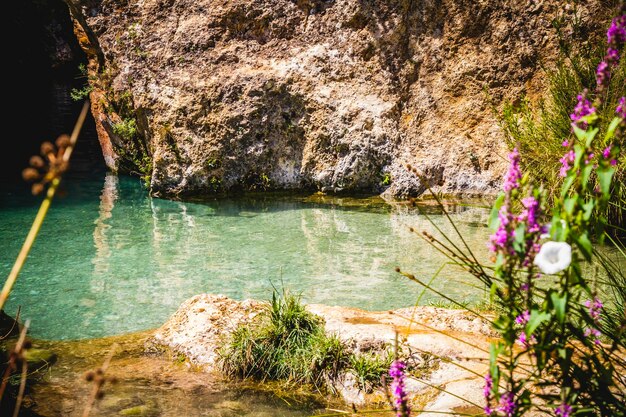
[65,0,612,198]
[151,294,495,412]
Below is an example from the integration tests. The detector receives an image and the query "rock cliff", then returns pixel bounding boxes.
[66,0,613,197]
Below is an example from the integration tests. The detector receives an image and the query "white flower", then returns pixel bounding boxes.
[533,241,572,275]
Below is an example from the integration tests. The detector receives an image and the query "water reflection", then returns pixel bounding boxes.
[3,173,496,339]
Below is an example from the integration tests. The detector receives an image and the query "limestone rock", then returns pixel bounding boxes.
[65,0,612,198]
[151,293,495,411]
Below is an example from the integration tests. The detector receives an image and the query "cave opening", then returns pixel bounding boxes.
[4,0,104,185]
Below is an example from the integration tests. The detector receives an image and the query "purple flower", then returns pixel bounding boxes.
[515,310,530,325]
[603,146,612,159]
[555,403,573,417]
[516,331,537,348]
[570,92,596,128]
[584,327,602,345]
[519,197,542,233]
[607,47,620,63]
[499,392,516,417]
[562,140,569,147]
[484,373,493,399]
[607,16,626,45]
[599,15,626,91]
[584,297,604,321]
[596,61,610,90]
[389,360,410,417]
[559,150,576,177]
[617,96,626,119]
[503,148,522,192]
[490,205,515,254]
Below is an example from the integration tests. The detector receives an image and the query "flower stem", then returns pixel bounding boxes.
[0,101,89,311]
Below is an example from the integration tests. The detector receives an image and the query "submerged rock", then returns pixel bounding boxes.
[65,0,612,198]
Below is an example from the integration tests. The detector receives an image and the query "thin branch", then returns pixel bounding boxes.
[0,101,89,311]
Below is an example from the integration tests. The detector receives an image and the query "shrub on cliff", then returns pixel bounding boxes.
[500,7,626,229]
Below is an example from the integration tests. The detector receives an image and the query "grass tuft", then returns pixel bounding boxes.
[220,289,394,393]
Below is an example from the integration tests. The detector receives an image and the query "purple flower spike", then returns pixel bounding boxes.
[617,97,626,119]
[596,61,611,89]
[483,373,493,399]
[584,297,604,321]
[570,92,596,128]
[489,205,515,254]
[607,16,626,45]
[515,310,531,325]
[519,197,541,233]
[389,360,410,417]
[499,392,516,417]
[556,403,573,417]
[503,148,522,192]
[559,150,576,177]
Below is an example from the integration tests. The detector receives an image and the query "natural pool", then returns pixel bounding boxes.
[0,171,492,340]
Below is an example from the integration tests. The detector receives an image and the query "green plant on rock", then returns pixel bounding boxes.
[350,350,393,393]
[112,118,138,142]
[70,85,93,101]
[380,172,392,187]
[220,289,351,392]
[70,63,93,102]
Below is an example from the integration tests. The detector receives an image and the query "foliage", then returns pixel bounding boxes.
[350,350,393,393]
[112,118,138,142]
[394,9,626,415]
[70,85,93,101]
[220,289,392,393]
[70,63,93,101]
[500,14,626,228]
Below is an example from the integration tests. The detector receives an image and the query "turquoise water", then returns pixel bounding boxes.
[0,80,494,340]
[0,172,492,340]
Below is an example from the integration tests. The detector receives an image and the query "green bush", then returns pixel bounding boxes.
[220,290,351,391]
[112,118,138,142]
[350,351,393,393]
[220,290,398,394]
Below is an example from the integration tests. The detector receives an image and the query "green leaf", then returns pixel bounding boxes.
[576,233,592,260]
[550,292,568,324]
[605,117,621,141]
[571,125,598,148]
[563,197,576,216]
[597,166,615,197]
[561,174,576,197]
[513,223,526,253]
[572,124,588,141]
[526,310,551,335]
[574,144,585,168]
[582,200,594,221]
[581,164,593,189]
[489,193,505,230]
[489,343,503,379]
[584,127,598,148]
[551,215,567,241]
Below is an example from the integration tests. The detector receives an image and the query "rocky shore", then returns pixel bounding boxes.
[20,294,495,416]
[150,294,494,414]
